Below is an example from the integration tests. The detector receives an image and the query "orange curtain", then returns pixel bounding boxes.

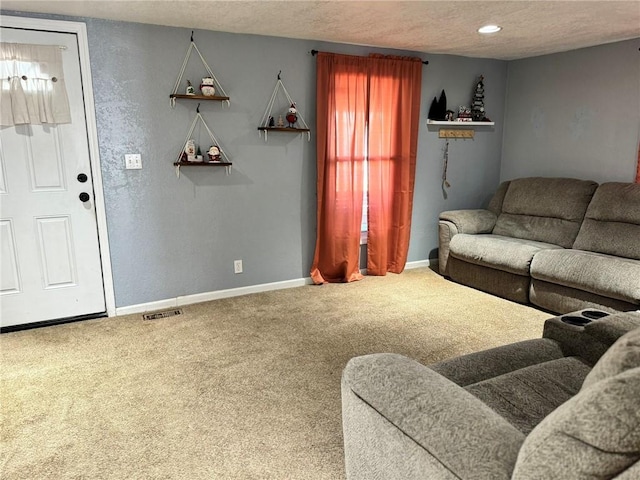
[310,53,368,284]
[367,55,422,275]
[310,52,422,283]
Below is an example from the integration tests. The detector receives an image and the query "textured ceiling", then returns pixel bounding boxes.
[2,1,640,60]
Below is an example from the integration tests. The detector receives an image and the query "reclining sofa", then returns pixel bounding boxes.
[342,309,640,479]
[438,178,640,313]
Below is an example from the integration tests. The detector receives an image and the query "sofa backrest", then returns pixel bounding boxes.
[492,177,598,248]
[573,182,640,260]
[512,325,640,479]
[487,180,510,215]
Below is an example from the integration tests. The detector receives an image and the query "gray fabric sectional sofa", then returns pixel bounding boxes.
[342,309,640,479]
[438,178,640,313]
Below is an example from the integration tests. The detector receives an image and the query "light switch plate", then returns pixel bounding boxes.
[125,154,142,169]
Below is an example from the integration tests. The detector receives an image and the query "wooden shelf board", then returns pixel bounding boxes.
[258,127,311,133]
[170,94,230,101]
[427,120,495,126]
[173,161,232,167]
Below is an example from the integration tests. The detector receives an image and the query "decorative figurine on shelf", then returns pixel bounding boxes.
[207,145,221,162]
[445,110,455,121]
[200,77,215,97]
[277,115,285,127]
[183,139,196,162]
[186,80,195,96]
[268,116,275,127]
[195,146,203,162]
[286,103,298,128]
[458,105,473,122]
[471,75,486,121]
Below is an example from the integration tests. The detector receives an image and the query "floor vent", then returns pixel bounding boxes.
[143,309,183,321]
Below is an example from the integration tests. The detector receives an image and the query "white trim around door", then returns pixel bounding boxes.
[1,14,116,317]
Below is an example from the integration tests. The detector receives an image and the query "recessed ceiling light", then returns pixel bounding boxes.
[478,25,502,34]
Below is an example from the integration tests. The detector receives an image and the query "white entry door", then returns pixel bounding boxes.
[0,26,106,328]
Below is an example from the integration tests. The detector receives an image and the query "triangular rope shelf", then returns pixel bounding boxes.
[170,32,230,108]
[258,71,310,142]
[173,104,232,177]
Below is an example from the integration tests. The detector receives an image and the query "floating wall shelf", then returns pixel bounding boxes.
[173,161,232,167]
[170,94,230,102]
[427,120,495,127]
[257,126,310,134]
[169,32,230,107]
[258,71,311,141]
[173,106,232,177]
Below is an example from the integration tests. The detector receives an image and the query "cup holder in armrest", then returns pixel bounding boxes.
[560,315,592,327]
[551,309,611,329]
[581,310,610,320]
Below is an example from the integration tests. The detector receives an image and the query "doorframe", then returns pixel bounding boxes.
[1,14,116,317]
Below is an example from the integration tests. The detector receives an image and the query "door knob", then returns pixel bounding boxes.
[77,173,88,183]
[79,192,90,202]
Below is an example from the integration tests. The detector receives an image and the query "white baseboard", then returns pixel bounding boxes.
[406,259,432,269]
[360,259,433,275]
[116,259,433,317]
[116,277,314,316]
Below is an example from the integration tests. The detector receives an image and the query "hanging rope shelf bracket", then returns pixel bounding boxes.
[170,32,230,108]
[258,71,311,142]
[173,103,232,177]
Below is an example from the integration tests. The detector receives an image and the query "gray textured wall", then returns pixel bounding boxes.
[501,39,640,183]
[3,12,507,307]
[415,54,506,262]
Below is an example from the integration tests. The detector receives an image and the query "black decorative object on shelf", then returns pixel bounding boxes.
[428,89,448,121]
[428,97,439,120]
[471,75,486,121]
[437,90,447,120]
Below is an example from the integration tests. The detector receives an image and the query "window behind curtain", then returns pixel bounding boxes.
[0,42,71,126]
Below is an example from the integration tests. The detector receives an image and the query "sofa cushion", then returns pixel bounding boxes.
[582,326,640,390]
[512,366,640,479]
[531,249,640,304]
[430,338,567,387]
[465,356,591,435]
[492,177,598,248]
[449,234,562,275]
[573,182,640,260]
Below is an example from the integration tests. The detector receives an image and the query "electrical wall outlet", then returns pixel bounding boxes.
[234,260,243,274]
[125,154,142,169]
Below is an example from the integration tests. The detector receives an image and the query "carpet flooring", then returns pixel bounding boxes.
[1,267,550,479]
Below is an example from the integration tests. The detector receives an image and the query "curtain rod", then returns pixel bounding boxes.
[310,49,428,65]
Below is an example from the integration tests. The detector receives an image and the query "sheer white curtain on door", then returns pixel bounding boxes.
[0,42,71,126]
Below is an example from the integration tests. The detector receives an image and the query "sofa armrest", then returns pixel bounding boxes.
[342,353,525,480]
[543,310,640,365]
[584,311,640,345]
[438,210,497,276]
[439,209,497,234]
